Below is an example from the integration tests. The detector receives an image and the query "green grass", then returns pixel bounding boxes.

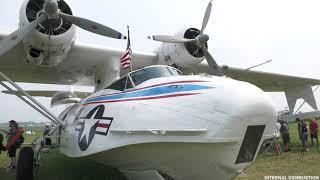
[0,122,320,180]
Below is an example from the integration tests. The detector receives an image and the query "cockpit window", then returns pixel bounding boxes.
[106,66,181,90]
[107,76,133,91]
[168,67,182,76]
[130,66,174,86]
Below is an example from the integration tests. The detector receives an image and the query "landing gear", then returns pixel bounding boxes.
[16,147,34,180]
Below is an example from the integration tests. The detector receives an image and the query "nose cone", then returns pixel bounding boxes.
[232,82,276,122]
[44,0,59,17]
[229,81,277,144]
[209,78,277,121]
[212,78,277,134]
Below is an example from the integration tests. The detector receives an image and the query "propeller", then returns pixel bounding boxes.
[148,35,196,43]
[0,0,126,56]
[0,14,47,56]
[59,12,125,39]
[148,0,224,76]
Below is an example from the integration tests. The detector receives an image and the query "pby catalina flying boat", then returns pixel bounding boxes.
[2,65,277,180]
[0,0,320,180]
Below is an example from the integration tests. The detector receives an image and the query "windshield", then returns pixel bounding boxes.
[106,76,133,91]
[130,66,180,86]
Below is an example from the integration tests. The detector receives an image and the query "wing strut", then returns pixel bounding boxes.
[0,72,64,126]
[285,83,318,114]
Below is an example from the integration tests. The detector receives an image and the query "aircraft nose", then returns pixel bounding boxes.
[210,79,277,122]
[199,79,277,178]
[211,79,277,135]
[232,82,276,123]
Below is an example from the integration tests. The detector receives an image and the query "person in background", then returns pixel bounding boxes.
[296,118,304,148]
[310,118,319,147]
[274,120,282,155]
[0,133,6,154]
[301,121,309,151]
[6,120,20,169]
[43,123,52,146]
[280,120,291,152]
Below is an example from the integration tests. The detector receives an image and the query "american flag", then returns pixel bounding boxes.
[120,26,132,69]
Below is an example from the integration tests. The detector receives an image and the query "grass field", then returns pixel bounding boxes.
[0,122,319,180]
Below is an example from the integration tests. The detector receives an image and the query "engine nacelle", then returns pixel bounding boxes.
[155,28,206,68]
[19,0,76,67]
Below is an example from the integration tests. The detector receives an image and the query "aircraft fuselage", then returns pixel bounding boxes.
[58,72,276,180]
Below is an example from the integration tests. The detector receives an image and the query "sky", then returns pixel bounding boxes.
[1,0,320,122]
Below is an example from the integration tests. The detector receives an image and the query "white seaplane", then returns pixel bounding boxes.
[0,0,320,180]
[3,64,276,180]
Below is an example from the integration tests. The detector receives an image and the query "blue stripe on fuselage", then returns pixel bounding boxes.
[85,84,213,103]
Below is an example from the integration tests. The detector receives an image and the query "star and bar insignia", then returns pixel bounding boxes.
[75,105,113,151]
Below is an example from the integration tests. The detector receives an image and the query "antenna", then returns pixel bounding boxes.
[246,59,272,70]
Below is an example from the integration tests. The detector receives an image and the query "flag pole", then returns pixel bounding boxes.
[120,25,132,72]
[127,25,133,72]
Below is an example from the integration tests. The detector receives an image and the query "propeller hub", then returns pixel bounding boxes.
[196,34,209,47]
[198,34,209,43]
[44,0,59,18]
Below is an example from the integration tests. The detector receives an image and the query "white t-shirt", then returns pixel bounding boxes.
[275,122,281,137]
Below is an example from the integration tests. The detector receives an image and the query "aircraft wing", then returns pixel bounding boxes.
[0,33,157,86]
[183,63,320,112]
[2,30,319,91]
[1,90,91,98]
[183,63,320,92]
[222,66,320,92]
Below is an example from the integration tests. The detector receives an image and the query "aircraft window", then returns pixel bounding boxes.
[235,125,266,164]
[130,66,173,86]
[107,76,133,91]
[168,67,182,76]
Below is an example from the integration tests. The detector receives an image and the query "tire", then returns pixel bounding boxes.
[16,147,34,180]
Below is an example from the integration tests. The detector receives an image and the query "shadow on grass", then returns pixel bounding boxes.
[36,150,127,180]
[1,149,127,180]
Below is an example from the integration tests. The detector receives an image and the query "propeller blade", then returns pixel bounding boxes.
[148,35,196,43]
[201,46,224,76]
[59,12,126,39]
[0,14,47,56]
[200,0,212,35]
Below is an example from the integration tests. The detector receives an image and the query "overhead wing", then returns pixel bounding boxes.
[0,32,157,86]
[183,63,320,91]
[2,90,91,98]
[184,63,320,113]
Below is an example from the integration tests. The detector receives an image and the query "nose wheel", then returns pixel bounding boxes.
[16,147,34,180]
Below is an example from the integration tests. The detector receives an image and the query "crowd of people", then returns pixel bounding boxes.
[295,117,319,151]
[274,117,319,154]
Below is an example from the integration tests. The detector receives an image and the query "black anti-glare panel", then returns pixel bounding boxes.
[235,125,266,164]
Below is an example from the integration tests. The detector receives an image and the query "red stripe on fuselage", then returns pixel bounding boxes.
[89,80,209,99]
[83,93,200,106]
